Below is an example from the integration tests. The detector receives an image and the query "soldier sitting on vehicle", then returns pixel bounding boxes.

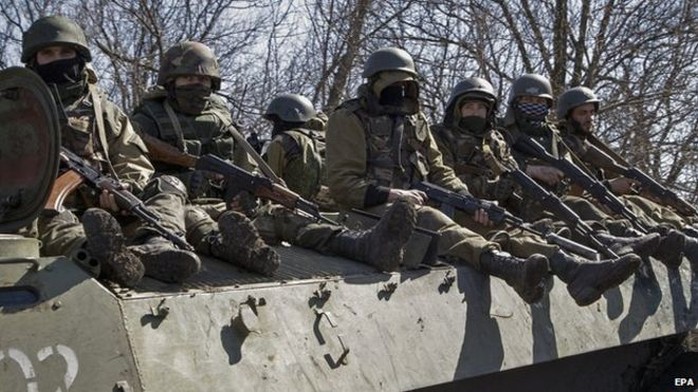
[23,15,201,288]
[431,77,643,306]
[263,93,337,211]
[326,47,559,304]
[556,86,698,269]
[131,41,418,274]
[502,74,681,266]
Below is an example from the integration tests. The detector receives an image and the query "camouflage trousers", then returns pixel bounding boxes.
[622,195,688,230]
[363,203,499,269]
[454,210,558,259]
[38,176,188,257]
[184,202,343,255]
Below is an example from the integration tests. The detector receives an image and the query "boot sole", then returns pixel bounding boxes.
[218,211,281,275]
[141,250,201,283]
[370,200,417,271]
[82,208,144,287]
[521,256,549,304]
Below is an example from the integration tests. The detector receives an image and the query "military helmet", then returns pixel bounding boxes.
[363,47,417,78]
[507,73,553,105]
[445,77,497,112]
[158,41,221,90]
[21,15,91,63]
[264,93,316,123]
[556,86,600,119]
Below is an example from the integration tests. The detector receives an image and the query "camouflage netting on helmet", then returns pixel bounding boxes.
[158,41,221,90]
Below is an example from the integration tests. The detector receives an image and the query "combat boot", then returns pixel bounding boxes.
[549,250,641,306]
[594,231,661,259]
[130,236,201,283]
[327,200,417,271]
[479,250,549,304]
[82,208,144,288]
[652,229,686,268]
[208,211,280,276]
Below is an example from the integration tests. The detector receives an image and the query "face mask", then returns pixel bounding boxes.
[35,57,84,85]
[515,102,549,121]
[458,115,488,135]
[173,84,212,114]
[379,84,407,107]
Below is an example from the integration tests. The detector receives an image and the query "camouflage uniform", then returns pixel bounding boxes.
[24,16,200,287]
[431,77,646,306]
[263,93,326,201]
[556,86,698,268]
[134,42,415,273]
[328,48,553,304]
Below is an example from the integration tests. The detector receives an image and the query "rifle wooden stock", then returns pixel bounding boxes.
[45,170,84,213]
[139,131,199,168]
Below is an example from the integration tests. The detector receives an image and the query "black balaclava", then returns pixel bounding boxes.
[168,82,212,115]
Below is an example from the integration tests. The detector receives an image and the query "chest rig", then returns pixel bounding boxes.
[346,100,430,189]
[435,125,518,201]
[141,96,235,159]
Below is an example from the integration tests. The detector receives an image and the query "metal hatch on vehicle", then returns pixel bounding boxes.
[0,67,60,234]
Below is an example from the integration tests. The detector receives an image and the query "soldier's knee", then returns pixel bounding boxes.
[141,175,188,201]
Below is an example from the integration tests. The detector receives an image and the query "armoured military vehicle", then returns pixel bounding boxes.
[1,67,696,392]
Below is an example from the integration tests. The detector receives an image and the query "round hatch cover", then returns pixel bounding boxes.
[0,67,60,233]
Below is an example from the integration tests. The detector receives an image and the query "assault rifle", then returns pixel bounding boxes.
[49,147,194,251]
[584,137,697,217]
[413,181,601,260]
[513,135,650,233]
[139,131,336,225]
[498,163,623,259]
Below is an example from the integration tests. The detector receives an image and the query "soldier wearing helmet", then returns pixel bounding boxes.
[132,41,254,203]
[133,43,418,275]
[503,75,678,266]
[557,86,698,270]
[263,93,327,201]
[326,48,562,304]
[431,77,642,306]
[23,16,203,287]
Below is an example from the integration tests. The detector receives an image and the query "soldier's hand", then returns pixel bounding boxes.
[473,208,493,226]
[388,189,427,205]
[608,177,639,195]
[98,190,122,213]
[527,165,565,186]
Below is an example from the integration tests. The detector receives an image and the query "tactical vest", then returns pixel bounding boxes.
[510,123,571,197]
[432,124,518,202]
[272,128,325,199]
[140,94,236,161]
[342,99,431,189]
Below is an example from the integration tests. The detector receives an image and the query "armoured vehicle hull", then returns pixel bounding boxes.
[1,237,696,391]
[0,66,695,392]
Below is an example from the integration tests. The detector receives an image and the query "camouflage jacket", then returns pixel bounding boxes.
[266,128,325,200]
[131,88,255,197]
[432,124,519,204]
[326,85,467,209]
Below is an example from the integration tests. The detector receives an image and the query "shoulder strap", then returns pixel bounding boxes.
[163,100,188,153]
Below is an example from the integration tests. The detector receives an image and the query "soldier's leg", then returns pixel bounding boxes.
[487,227,641,306]
[416,205,548,304]
[623,195,687,230]
[129,175,201,283]
[255,201,417,271]
[38,209,144,287]
[185,204,279,276]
